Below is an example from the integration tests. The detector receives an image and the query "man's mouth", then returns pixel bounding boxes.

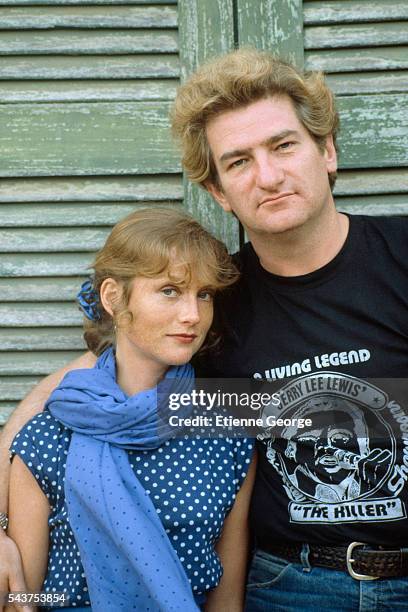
[259,192,294,206]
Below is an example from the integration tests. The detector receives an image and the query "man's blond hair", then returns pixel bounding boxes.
[171,48,339,189]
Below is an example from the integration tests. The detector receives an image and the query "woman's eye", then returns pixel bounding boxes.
[198,290,214,301]
[161,287,178,297]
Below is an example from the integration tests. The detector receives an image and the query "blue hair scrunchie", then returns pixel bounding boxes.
[76,279,101,321]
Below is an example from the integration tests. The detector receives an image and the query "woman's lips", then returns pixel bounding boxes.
[167,334,198,344]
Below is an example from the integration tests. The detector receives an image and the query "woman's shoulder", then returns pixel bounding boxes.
[223,437,255,488]
[225,436,254,457]
[179,436,254,487]
[10,410,71,500]
[11,409,71,451]
[10,410,71,480]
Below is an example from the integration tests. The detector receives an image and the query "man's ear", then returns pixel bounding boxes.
[204,181,233,213]
[324,135,337,174]
[99,278,122,317]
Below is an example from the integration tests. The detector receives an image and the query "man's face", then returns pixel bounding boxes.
[205,95,337,237]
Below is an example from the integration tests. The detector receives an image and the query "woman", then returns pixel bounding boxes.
[8,208,255,612]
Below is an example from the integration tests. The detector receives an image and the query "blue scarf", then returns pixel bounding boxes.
[46,347,199,612]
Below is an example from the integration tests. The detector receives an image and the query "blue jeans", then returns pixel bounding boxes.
[40,608,90,611]
[245,549,408,612]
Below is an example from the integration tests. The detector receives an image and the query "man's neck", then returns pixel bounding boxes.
[248,209,350,277]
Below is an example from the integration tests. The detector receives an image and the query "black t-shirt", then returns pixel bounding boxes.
[197,215,408,546]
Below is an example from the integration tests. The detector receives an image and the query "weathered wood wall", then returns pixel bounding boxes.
[0,0,182,425]
[302,0,408,215]
[1,0,407,424]
[179,0,408,244]
[178,0,240,251]
[306,0,408,212]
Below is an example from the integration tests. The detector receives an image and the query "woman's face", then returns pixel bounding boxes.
[116,269,214,370]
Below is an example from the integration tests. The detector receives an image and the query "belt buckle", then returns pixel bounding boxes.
[346,542,378,581]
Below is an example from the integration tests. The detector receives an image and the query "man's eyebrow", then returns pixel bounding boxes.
[219,147,251,164]
[218,129,300,164]
[263,129,299,147]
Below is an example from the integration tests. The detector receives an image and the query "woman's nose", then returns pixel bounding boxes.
[178,296,200,324]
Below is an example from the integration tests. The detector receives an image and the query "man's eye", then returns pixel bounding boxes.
[198,290,214,301]
[230,158,247,169]
[278,141,295,150]
[161,287,178,297]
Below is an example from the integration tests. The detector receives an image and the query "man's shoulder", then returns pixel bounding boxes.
[353,213,408,233]
[352,213,408,252]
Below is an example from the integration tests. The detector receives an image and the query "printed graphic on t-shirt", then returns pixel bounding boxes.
[258,372,407,525]
[253,349,371,381]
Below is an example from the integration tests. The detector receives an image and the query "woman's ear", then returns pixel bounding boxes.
[99,278,122,317]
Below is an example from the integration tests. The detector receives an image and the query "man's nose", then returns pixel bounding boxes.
[255,154,284,190]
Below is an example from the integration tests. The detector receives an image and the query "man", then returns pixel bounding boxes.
[1,48,408,610]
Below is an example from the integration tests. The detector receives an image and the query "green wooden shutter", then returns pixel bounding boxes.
[0,0,182,424]
[178,0,240,253]
[236,0,408,215]
[179,0,408,239]
[2,0,407,423]
[302,0,408,214]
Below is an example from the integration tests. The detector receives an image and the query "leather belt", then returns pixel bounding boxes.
[260,542,408,580]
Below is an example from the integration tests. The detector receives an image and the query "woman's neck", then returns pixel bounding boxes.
[114,339,167,397]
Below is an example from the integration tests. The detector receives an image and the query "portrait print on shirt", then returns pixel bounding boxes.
[258,372,407,525]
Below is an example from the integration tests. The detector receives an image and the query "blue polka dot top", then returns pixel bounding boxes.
[11,411,253,608]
